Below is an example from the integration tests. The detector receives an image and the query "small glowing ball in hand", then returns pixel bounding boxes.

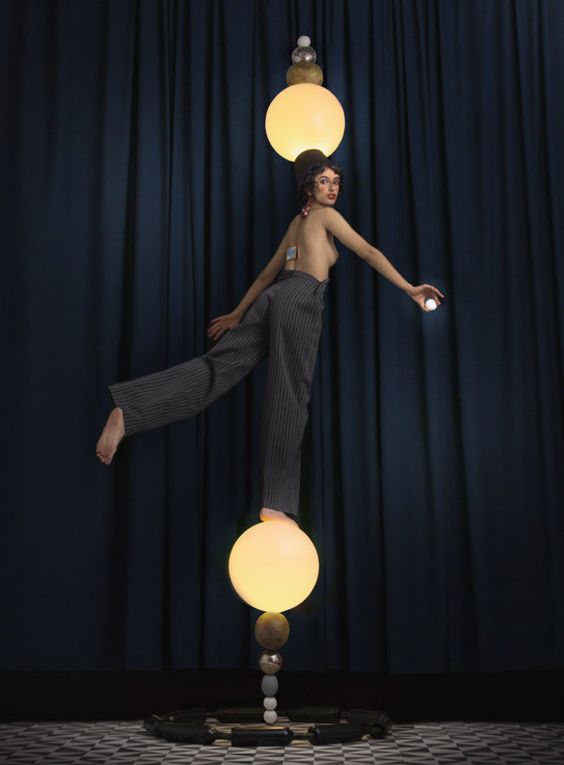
[425,298,437,311]
[265,83,345,162]
[228,522,319,612]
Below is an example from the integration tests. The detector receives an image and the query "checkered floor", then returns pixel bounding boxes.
[1,719,563,763]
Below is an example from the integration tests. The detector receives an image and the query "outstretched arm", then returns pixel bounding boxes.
[321,209,444,310]
[322,209,412,291]
[207,224,291,342]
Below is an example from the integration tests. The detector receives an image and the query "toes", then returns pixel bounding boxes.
[259,509,298,526]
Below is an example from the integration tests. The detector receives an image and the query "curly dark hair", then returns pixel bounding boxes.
[298,160,344,208]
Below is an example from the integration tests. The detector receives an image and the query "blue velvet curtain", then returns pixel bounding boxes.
[1,0,563,674]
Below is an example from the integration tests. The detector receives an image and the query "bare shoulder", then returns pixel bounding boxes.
[316,208,372,257]
[323,207,346,220]
[318,207,348,231]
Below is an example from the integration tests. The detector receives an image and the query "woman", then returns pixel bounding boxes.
[96,158,444,526]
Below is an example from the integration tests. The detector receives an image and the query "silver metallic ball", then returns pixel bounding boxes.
[264,710,278,724]
[291,45,317,64]
[263,696,277,710]
[258,650,283,675]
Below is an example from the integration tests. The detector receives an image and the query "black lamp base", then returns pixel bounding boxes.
[144,705,391,746]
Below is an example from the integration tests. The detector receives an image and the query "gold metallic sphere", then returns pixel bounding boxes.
[258,650,283,675]
[255,612,290,650]
[286,62,324,86]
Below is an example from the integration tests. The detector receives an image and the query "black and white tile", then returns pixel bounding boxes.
[0,719,563,763]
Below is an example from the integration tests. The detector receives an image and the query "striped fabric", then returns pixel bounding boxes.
[108,269,329,518]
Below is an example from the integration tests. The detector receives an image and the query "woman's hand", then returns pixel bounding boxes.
[207,311,241,342]
[408,284,445,312]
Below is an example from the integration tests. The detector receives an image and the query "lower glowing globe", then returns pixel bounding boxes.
[228,522,319,612]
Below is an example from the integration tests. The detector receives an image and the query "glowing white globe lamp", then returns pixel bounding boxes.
[265,36,345,163]
[265,83,345,162]
[228,521,319,613]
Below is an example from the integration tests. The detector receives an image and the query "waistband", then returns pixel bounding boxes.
[276,269,330,286]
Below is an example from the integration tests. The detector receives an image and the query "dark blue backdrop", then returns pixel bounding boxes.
[1,0,563,674]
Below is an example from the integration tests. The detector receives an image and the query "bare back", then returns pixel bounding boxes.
[283,210,340,282]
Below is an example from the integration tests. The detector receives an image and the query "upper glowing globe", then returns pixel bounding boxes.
[265,83,345,162]
[228,521,319,612]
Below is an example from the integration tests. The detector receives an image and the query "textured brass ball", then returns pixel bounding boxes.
[255,612,290,650]
[286,62,324,86]
[258,650,283,675]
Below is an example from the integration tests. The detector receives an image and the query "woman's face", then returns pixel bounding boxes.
[310,167,341,207]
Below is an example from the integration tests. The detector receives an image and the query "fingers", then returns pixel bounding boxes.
[207,324,226,341]
[421,285,445,306]
[413,286,445,312]
[208,316,238,340]
[208,315,232,340]
[426,284,445,299]
[421,284,445,296]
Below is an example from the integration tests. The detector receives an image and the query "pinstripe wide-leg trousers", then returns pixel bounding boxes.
[108,269,329,518]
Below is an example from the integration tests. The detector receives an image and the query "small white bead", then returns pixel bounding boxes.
[264,710,278,724]
[297,35,311,47]
[263,696,278,710]
[425,298,437,310]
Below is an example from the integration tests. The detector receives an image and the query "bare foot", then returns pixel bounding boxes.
[259,507,298,527]
[96,407,125,465]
